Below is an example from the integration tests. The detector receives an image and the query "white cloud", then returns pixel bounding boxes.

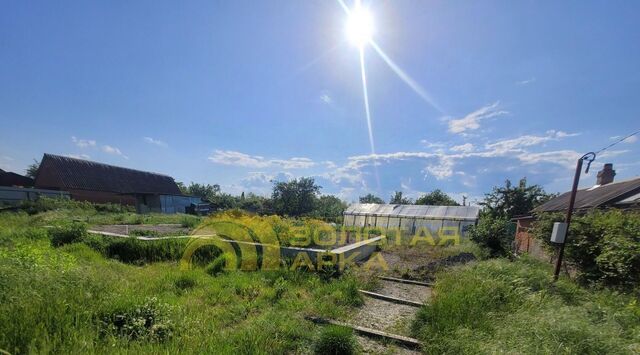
[320,93,333,104]
[208,150,316,169]
[322,160,338,169]
[516,77,536,85]
[143,137,168,147]
[447,102,508,134]
[336,129,584,181]
[102,145,128,159]
[517,150,581,168]
[420,140,446,151]
[71,136,96,148]
[483,130,579,156]
[450,143,474,153]
[424,155,455,179]
[610,135,638,144]
[65,153,91,160]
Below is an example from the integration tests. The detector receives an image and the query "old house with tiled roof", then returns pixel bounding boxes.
[514,163,640,256]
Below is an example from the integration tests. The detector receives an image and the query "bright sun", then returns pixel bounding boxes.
[346,5,374,47]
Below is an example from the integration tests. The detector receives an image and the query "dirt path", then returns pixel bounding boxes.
[349,279,431,354]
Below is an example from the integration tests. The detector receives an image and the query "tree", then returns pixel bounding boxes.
[390,191,412,204]
[271,177,321,217]
[209,193,238,211]
[237,192,270,214]
[312,195,347,220]
[25,159,40,179]
[184,183,221,202]
[359,193,384,204]
[468,178,554,256]
[480,178,555,220]
[415,189,460,206]
[176,182,188,195]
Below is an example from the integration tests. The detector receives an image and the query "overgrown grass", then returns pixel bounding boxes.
[0,208,370,354]
[313,325,358,355]
[412,257,640,354]
[11,197,202,226]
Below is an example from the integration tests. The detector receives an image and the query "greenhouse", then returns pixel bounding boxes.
[343,203,480,236]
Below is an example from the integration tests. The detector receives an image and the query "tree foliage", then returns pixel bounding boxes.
[25,159,40,179]
[469,178,551,256]
[183,183,221,202]
[480,178,554,220]
[389,191,412,204]
[467,217,514,257]
[359,193,384,204]
[310,195,347,221]
[271,177,321,217]
[532,210,640,288]
[415,189,460,206]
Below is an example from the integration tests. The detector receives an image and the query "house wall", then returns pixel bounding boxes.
[68,189,136,205]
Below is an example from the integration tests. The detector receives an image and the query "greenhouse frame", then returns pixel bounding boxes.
[343,203,480,236]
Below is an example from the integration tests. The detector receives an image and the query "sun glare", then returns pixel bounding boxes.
[346,5,374,47]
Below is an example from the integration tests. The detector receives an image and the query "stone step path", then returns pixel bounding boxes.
[348,278,432,354]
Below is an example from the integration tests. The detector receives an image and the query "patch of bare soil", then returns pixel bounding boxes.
[356,335,420,355]
[89,224,190,236]
[382,248,476,281]
[377,279,432,304]
[410,252,476,281]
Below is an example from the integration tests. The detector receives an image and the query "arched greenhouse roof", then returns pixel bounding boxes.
[344,203,480,221]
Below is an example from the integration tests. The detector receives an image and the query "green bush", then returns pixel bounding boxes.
[466,216,514,256]
[99,297,173,341]
[173,273,198,291]
[313,325,357,355]
[49,222,87,247]
[532,210,640,288]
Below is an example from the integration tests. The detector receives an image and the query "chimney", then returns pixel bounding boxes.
[596,163,616,185]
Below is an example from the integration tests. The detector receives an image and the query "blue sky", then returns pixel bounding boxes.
[1,0,639,203]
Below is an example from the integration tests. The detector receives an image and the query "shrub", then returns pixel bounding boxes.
[532,210,640,288]
[99,297,173,341]
[49,222,87,247]
[466,216,515,256]
[174,273,198,291]
[313,325,357,355]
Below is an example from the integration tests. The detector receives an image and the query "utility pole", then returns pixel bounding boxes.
[553,152,596,281]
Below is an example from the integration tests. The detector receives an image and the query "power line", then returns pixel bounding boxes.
[595,129,640,154]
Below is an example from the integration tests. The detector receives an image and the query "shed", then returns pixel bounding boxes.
[343,203,480,236]
[0,171,34,187]
[34,153,198,213]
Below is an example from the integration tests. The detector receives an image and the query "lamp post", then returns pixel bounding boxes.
[553,152,596,281]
